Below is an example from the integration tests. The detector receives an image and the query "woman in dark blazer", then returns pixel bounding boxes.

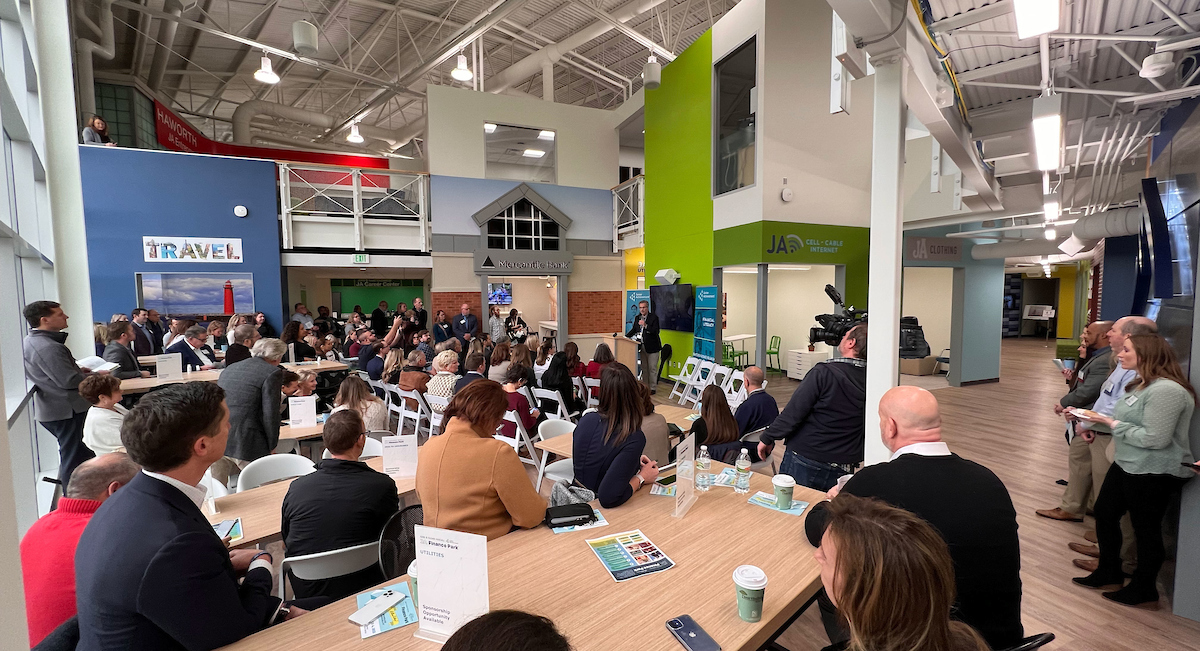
[572,364,659,508]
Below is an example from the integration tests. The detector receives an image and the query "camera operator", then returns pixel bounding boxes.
[758,323,868,491]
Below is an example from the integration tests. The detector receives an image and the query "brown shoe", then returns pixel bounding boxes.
[1069,542,1100,558]
[1036,507,1084,522]
[1083,530,1097,543]
[1074,558,1098,572]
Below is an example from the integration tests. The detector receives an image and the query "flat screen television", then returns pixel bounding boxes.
[650,283,695,332]
[488,283,513,305]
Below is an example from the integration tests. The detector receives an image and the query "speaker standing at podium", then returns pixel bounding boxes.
[626,300,662,394]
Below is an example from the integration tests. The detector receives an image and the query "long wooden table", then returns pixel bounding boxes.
[282,359,349,373]
[205,457,416,549]
[535,404,699,459]
[218,463,823,651]
[121,370,222,394]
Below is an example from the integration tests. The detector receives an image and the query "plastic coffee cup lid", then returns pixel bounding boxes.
[733,565,768,590]
[772,474,796,488]
[407,560,418,578]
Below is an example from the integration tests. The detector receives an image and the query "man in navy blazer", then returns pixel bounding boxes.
[164,325,220,370]
[75,382,313,650]
[129,309,157,357]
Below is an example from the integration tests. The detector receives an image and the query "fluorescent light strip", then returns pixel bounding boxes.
[538,130,555,141]
[522,149,545,158]
[1032,94,1062,172]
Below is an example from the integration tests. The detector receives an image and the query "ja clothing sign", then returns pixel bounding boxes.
[143,237,243,263]
[905,237,962,263]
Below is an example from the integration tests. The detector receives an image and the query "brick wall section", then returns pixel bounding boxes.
[431,292,482,336]
[567,291,623,335]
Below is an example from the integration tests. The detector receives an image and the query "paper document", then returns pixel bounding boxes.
[383,435,418,478]
[747,491,810,516]
[586,529,674,582]
[77,356,120,373]
[356,582,417,638]
[413,526,489,643]
[711,467,738,488]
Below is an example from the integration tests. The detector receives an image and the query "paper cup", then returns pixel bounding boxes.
[733,565,768,622]
[407,560,418,610]
[772,474,796,510]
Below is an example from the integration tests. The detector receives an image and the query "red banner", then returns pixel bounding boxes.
[154,100,389,169]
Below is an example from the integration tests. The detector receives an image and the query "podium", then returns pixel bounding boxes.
[604,335,640,372]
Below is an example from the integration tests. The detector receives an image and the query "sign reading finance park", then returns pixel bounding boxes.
[143,237,243,263]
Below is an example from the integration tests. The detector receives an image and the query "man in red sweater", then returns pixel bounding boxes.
[21,452,139,645]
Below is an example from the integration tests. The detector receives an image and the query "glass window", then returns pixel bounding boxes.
[484,199,561,251]
[714,38,756,196]
[484,123,557,184]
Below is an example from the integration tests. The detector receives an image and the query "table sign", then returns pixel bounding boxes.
[288,342,296,363]
[674,433,696,518]
[288,396,317,428]
[413,525,489,643]
[382,435,418,478]
[155,353,183,380]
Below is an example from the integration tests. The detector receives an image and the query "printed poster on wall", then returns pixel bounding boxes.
[625,290,650,334]
[693,286,719,362]
[143,237,243,263]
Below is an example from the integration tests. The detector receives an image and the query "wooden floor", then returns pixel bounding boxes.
[650,339,1200,651]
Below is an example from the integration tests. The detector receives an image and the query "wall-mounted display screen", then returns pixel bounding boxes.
[651,283,695,332]
[488,283,514,305]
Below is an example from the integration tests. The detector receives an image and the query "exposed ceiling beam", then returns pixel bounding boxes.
[259,0,350,97]
[571,1,675,61]
[929,0,1011,33]
[197,0,280,113]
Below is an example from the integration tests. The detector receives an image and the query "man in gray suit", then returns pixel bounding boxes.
[102,321,150,380]
[211,338,286,487]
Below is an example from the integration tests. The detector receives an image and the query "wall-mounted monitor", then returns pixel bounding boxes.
[488,283,513,305]
[650,283,695,332]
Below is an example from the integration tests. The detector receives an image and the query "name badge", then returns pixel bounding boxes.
[1102,381,1114,394]
[1124,394,1139,406]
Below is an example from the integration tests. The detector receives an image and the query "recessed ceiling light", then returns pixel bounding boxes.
[538,130,555,141]
[484,123,497,133]
[523,149,545,158]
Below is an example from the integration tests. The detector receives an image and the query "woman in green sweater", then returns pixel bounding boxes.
[1074,334,1196,609]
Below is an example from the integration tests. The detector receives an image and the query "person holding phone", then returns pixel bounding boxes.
[1073,334,1197,609]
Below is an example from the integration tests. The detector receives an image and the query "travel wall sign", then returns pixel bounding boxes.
[473,249,574,275]
[143,237,243,263]
[904,237,962,263]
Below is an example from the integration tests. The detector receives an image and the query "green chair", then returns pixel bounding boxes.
[722,342,749,369]
[766,336,782,371]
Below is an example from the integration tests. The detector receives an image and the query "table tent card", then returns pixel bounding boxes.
[288,396,318,428]
[413,525,489,643]
[382,435,419,478]
[674,433,696,518]
[155,353,183,380]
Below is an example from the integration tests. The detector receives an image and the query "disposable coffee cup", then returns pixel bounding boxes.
[772,474,796,510]
[407,560,419,610]
[733,565,768,622]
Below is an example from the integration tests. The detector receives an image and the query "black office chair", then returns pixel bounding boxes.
[378,504,423,580]
[999,633,1056,651]
[32,616,79,651]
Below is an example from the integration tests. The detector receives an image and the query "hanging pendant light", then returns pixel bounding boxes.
[643,54,661,90]
[451,53,474,81]
[346,123,364,144]
[254,55,279,84]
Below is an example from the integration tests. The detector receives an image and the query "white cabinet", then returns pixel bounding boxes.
[787,350,831,381]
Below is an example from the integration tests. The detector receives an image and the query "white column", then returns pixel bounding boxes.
[33,0,95,359]
[863,52,907,466]
[542,60,555,102]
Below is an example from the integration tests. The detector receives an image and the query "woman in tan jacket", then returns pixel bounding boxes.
[416,380,547,540]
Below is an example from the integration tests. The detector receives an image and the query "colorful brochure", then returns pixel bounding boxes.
[711,467,738,487]
[747,491,810,516]
[355,582,417,638]
[649,483,676,496]
[586,529,674,582]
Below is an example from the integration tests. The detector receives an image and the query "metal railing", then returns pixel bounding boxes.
[612,175,644,252]
[278,162,429,252]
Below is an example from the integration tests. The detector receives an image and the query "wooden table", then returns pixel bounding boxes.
[535,404,698,460]
[278,422,325,442]
[205,457,416,549]
[283,359,349,373]
[138,351,226,366]
[121,370,222,394]
[218,463,823,651]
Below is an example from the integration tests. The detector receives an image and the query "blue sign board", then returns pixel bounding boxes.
[626,289,650,334]
[693,285,718,362]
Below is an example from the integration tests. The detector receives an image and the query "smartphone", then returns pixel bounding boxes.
[666,615,720,651]
[657,474,678,486]
[213,518,244,543]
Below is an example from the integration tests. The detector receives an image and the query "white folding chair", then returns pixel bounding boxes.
[279,541,380,600]
[681,361,715,407]
[356,370,371,383]
[572,376,586,399]
[394,387,431,437]
[382,382,403,427]
[724,369,746,408]
[667,356,700,403]
[200,468,229,498]
[320,437,384,460]
[583,378,601,408]
[424,393,449,435]
[536,419,576,489]
[494,411,539,480]
[534,387,578,421]
[710,365,733,394]
[236,455,316,492]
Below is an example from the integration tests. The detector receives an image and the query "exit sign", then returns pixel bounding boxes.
[353,253,370,264]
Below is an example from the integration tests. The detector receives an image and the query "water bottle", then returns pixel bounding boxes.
[696,446,712,492]
[734,448,752,494]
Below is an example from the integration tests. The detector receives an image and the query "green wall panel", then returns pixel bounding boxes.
[644,31,714,368]
[332,280,425,315]
[713,221,870,307]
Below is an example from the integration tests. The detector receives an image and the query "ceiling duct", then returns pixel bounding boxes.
[971,237,1092,260]
[148,0,184,91]
[1072,206,1141,240]
[231,100,424,151]
[76,0,117,119]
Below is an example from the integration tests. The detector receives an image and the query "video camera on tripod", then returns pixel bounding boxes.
[808,284,931,358]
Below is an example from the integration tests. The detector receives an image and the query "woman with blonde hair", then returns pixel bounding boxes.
[93,323,108,356]
[509,342,538,388]
[109,313,128,324]
[206,320,227,350]
[332,375,387,432]
[382,348,407,385]
[425,349,461,413]
[814,494,990,651]
[226,313,248,344]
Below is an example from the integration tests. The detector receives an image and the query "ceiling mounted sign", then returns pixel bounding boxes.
[143,236,243,262]
[473,249,573,275]
[904,237,962,263]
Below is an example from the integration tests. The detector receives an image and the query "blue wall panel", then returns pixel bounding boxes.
[429,175,614,240]
[1101,235,1139,321]
[79,147,283,329]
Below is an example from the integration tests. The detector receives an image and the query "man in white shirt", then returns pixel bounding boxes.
[291,303,314,328]
[75,382,315,650]
[165,325,219,370]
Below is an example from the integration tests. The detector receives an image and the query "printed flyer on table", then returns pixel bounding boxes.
[586,529,674,582]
